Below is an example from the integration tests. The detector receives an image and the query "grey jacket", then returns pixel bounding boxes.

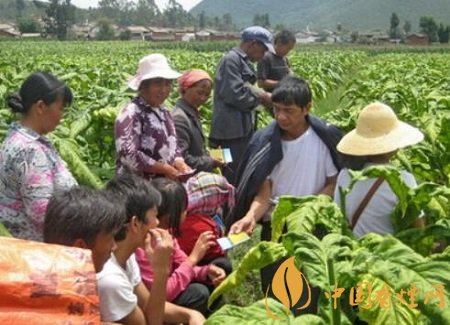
[210,47,260,141]
[171,98,215,172]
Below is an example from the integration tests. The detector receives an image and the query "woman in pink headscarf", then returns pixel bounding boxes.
[171,69,224,172]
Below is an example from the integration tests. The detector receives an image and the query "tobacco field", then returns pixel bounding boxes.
[0,41,449,324]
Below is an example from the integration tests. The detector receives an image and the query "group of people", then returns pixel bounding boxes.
[0,25,426,324]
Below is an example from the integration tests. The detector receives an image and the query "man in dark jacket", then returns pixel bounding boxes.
[229,76,342,314]
[209,26,273,185]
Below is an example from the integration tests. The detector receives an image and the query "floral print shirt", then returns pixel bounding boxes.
[0,122,77,241]
[115,96,182,179]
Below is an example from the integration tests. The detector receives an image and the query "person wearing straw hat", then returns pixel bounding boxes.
[115,53,192,180]
[172,69,224,172]
[334,102,425,238]
[209,26,274,185]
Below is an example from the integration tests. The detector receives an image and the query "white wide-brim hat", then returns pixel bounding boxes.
[128,53,181,90]
[337,102,424,156]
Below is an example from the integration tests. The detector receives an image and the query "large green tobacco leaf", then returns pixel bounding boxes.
[271,195,345,243]
[283,232,357,291]
[208,242,287,307]
[51,135,103,188]
[205,298,326,325]
[357,274,421,325]
[355,234,450,324]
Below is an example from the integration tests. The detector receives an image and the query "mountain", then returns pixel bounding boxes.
[190,0,450,32]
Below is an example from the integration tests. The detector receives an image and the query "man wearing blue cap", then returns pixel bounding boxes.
[209,26,274,185]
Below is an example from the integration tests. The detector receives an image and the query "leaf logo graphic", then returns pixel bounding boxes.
[265,256,311,320]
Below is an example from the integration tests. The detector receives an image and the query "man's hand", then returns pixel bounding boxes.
[229,215,256,235]
[259,92,272,107]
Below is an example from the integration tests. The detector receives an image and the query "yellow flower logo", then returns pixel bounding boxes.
[265,256,311,320]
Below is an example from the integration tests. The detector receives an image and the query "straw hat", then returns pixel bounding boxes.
[128,54,181,90]
[337,102,424,156]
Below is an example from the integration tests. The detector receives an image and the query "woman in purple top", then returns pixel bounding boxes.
[0,72,77,241]
[115,53,192,180]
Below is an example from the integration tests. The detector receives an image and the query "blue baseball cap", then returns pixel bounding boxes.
[241,26,275,54]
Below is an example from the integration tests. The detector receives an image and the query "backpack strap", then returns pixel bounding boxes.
[351,177,384,230]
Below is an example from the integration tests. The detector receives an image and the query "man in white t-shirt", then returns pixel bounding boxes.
[229,76,342,313]
[99,172,205,325]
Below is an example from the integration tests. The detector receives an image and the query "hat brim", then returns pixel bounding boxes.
[337,121,424,156]
[128,69,182,90]
[264,42,275,54]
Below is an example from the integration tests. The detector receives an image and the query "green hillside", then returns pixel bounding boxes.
[190,0,450,31]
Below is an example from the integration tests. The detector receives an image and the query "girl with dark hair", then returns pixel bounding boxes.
[135,177,226,316]
[0,72,77,241]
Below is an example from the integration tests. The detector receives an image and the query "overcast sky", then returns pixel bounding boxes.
[70,0,202,11]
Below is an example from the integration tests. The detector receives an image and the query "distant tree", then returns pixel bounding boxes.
[134,0,158,26]
[222,13,232,31]
[389,12,400,38]
[274,23,286,32]
[437,23,449,43]
[213,16,220,29]
[403,20,411,35]
[253,13,270,28]
[198,11,206,29]
[96,19,116,40]
[18,18,42,33]
[163,0,192,28]
[43,0,75,40]
[263,13,270,28]
[419,16,438,42]
[119,28,131,40]
[99,0,119,21]
[16,0,26,17]
[253,14,261,26]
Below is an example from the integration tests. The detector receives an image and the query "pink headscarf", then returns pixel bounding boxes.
[178,69,212,92]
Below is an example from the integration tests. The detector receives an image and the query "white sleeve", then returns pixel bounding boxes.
[401,171,418,188]
[97,269,138,322]
[129,253,143,287]
[324,147,338,177]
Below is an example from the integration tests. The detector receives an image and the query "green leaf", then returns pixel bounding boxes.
[0,223,12,237]
[205,298,326,324]
[208,242,287,307]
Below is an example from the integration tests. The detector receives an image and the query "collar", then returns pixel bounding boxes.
[11,122,49,143]
[176,98,200,119]
[134,96,163,111]
[232,47,249,60]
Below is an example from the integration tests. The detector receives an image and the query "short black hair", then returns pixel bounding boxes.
[6,71,73,115]
[44,186,124,247]
[272,76,312,109]
[274,30,296,45]
[151,177,187,237]
[105,171,161,241]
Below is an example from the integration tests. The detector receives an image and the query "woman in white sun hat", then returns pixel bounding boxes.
[115,53,192,180]
[334,102,425,238]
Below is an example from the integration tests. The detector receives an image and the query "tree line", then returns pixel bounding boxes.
[390,12,449,43]
[9,0,237,40]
